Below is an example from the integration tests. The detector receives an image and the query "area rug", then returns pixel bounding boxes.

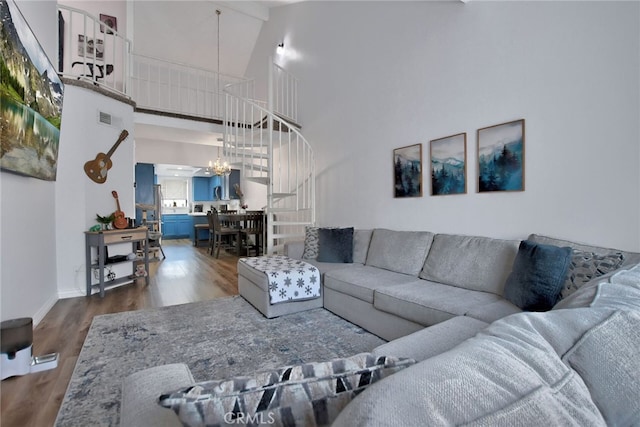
[55,296,386,426]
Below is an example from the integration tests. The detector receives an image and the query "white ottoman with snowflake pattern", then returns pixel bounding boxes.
[237,256,324,318]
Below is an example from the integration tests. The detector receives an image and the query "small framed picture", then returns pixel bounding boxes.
[99,14,117,34]
[430,132,467,196]
[477,119,525,192]
[78,35,104,60]
[394,144,423,198]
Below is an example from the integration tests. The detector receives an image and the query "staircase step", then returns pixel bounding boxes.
[271,221,314,226]
[246,177,270,185]
[233,163,269,173]
[271,192,295,199]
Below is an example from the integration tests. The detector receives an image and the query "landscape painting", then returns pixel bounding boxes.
[394,143,422,198]
[430,132,466,196]
[477,119,525,192]
[1,0,64,181]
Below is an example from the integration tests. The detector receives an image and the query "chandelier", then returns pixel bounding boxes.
[210,147,231,176]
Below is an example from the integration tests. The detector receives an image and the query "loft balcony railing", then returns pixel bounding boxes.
[130,54,247,120]
[56,6,299,126]
[57,5,131,96]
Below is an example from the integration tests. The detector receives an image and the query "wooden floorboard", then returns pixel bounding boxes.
[0,239,240,427]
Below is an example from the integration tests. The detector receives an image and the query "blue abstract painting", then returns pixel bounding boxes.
[477,119,525,192]
[430,132,466,196]
[394,143,422,198]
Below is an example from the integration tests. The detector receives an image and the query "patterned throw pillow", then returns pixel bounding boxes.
[561,251,624,299]
[158,353,415,427]
[302,226,319,260]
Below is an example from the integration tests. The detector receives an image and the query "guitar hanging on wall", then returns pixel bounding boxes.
[84,130,129,184]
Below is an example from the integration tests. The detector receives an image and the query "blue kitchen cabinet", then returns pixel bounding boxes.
[162,214,190,239]
[193,177,210,201]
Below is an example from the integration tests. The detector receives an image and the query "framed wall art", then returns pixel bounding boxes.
[430,132,467,196]
[394,143,422,198]
[99,14,117,34]
[77,35,104,59]
[477,119,525,192]
[1,0,64,181]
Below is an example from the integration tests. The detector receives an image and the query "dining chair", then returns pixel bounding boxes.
[209,211,239,258]
[240,212,264,256]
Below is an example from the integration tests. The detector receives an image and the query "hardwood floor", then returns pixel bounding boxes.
[0,239,240,427]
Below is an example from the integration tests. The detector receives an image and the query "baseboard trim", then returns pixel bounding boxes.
[57,289,86,299]
[32,294,59,327]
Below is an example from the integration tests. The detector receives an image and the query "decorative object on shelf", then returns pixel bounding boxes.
[111,191,128,229]
[84,130,129,183]
[0,0,64,181]
[477,119,525,193]
[134,265,147,278]
[99,13,117,34]
[430,132,467,196]
[96,213,115,230]
[394,143,423,198]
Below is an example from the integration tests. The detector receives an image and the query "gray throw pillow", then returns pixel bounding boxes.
[317,228,354,263]
[158,353,415,427]
[561,250,624,299]
[302,226,319,260]
[504,240,572,311]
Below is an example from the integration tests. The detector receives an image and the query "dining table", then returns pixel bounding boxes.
[218,212,264,256]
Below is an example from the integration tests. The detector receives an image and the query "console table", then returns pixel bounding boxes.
[84,227,149,297]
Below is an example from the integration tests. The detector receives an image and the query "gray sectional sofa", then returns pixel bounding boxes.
[120,229,640,426]
[285,229,639,340]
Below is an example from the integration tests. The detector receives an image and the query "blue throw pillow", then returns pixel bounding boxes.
[317,227,354,263]
[504,240,572,311]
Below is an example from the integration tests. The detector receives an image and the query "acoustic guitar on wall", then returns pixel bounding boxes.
[84,130,129,184]
[111,191,128,229]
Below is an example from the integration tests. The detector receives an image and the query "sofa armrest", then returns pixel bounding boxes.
[372,316,488,362]
[284,240,305,259]
[120,363,195,427]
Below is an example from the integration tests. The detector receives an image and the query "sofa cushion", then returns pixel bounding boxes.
[352,229,373,264]
[365,229,434,276]
[323,266,418,304]
[563,310,640,425]
[561,250,624,299]
[158,353,415,427]
[302,226,319,259]
[504,240,572,311]
[374,280,503,326]
[121,363,194,427]
[464,299,522,323]
[333,307,614,426]
[420,234,519,295]
[317,227,354,263]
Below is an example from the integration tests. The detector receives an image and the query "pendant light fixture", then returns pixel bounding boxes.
[211,9,231,177]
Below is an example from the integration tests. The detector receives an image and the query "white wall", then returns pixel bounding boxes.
[246,1,640,251]
[1,1,59,324]
[1,2,135,323]
[55,86,134,298]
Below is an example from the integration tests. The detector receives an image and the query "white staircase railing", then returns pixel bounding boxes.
[271,62,299,124]
[57,5,132,96]
[224,64,314,254]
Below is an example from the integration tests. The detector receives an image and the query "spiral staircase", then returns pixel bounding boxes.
[224,61,315,254]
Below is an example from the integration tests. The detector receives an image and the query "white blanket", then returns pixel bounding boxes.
[240,255,321,304]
